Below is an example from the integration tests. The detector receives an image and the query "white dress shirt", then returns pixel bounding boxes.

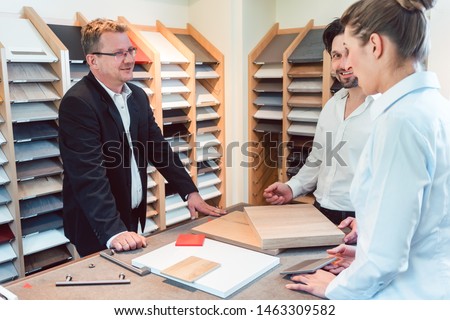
[286,88,375,211]
[326,72,450,299]
[96,80,143,248]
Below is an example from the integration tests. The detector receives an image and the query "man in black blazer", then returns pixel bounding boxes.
[59,18,225,257]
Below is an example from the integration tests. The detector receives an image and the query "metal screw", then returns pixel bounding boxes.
[65,274,72,282]
[119,273,125,280]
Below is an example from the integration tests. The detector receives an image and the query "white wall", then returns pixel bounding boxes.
[188,0,276,206]
[0,0,189,26]
[276,0,450,98]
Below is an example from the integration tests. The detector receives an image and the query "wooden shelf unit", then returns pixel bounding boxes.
[248,20,332,205]
[0,6,75,283]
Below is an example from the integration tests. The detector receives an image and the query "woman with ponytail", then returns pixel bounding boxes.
[286,0,450,299]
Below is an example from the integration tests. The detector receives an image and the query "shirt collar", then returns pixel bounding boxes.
[95,77,132,101]
[334,87,378,119]
[370,71,440,120]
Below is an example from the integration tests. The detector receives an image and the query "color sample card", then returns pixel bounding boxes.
[175,233,205,246]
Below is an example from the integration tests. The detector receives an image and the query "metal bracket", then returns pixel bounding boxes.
[99,249,151,276]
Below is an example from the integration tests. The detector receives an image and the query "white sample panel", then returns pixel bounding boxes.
[132,239,280,298]
[22,228,69,255]
[0,242,16,264]
[140,31,188,64]
[0,18,58,62]
[253,63,283,79]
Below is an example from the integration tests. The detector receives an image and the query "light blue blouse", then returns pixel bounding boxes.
[326,72,450,299]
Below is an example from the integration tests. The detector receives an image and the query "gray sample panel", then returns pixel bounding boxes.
[288,29,325,63]
[19,193,63,219]
[13,121,58,142]
[176,34,218,64]
[254,33,298,64]
[16,157,63,181]
[14,139,60,162]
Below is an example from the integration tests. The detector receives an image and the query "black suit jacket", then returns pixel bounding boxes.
[59,72,197,256]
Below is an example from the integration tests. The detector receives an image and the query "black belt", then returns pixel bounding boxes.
[313,201,355,225]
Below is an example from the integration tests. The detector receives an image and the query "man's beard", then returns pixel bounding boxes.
[341,76,358,89]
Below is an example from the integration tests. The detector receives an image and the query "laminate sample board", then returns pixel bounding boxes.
[197,120,220,134]
[161,64,189,79]
[162,94,190,110]
[253,79,283,93]
[254,33,298,64]
[191,210,281,255]
[253,63,283,79]
[22,228,68,256]
[0,18,57,63]
[288,63,323,78]
[0,187,11,206]
[288,78,323,93]
[9,83,60,103]
[132,64,152,80]
[70,63,89,81]
[0,223,14,244]
[0,242,16,264]
[243,204,344,250]
[253,94,282,107]
[196,107,219,121]
[21,212,63,236]
[287,122,317,137]
[253,120,282,134]
[19,193,63,219]
[24,244,72,275]
[14,139,59,162]
[16,158,63,181]
[13,121,58,142]
[288,108,321,122]
[0,167,9,185]
[47,24,84,63]
[195,65,219,79]
[287,94,322,108]
[18,176,62,200]
[11,102,58,123]
[253,106,283,120]
[0,205,13,224]
[0,262,18,283]
[288,29,325,64]
[176,34,217,64]
[166,207,191,226]
[196,82,219,106]
[161,256,220,283]
[132,238,280,298]
[140,31,188,64]
[7,62,59,82]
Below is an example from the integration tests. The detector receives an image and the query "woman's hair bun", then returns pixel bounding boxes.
[396,0,436,11]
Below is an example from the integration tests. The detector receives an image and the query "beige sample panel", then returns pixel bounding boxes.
[161,256,220,282]
[191,211,281,255]
[244,204,344,250]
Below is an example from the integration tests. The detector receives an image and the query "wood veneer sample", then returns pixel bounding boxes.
[176,34,218,64]
[13,120,58,142]
[161,256,220,283]
[24,244,72,275]
[192,210,281,255]
[253,63,283,79]
[16,157,63,181]
[254,33,298,64]
[243,204,344,250]
[288,63,323,78]
[9,83,60,103]
[19,193,63,219]
[18,176,63,200]
[287,94,322,108]
[7,62,59,82]
[288,28,325,64]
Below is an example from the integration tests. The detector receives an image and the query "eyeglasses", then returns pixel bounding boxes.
[91,47,137,61]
